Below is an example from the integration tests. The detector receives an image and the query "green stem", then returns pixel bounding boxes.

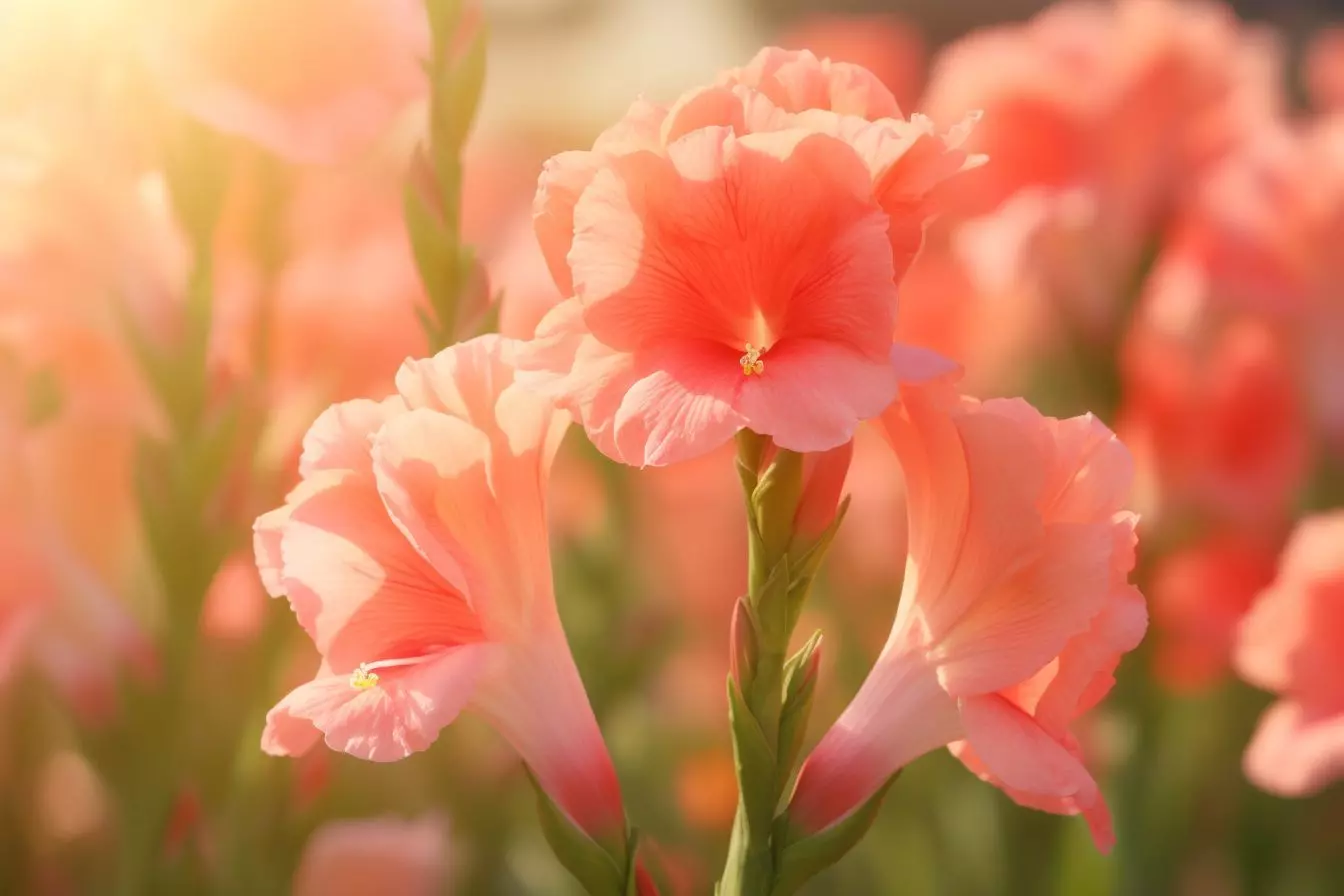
[719,437,812,896]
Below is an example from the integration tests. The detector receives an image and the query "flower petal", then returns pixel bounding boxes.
[262,645,495,762]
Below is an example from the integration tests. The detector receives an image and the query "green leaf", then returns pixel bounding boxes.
[776,631,822,794]
[771,774,899,896]
[728,676,778,834]
[529,771,626,896]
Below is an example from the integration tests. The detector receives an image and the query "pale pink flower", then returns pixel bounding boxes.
[1235,513,1344,797]
[518,49,975,467]
[210,156,429,476]
[0,119,172,713]
[293,814,449,896]
[788,383,1146,851]
[256,336,626,841]
[140,0,428,163]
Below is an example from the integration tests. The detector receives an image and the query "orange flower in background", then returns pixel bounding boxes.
[1305,28,1344,113]
[921,0,1281,341]
[518,49,975,467]
[294,814,450,896]
[211,153,429,470]
[256,336,627,842]
[1236,513,1344,797]
[1150,532,1279,691]
[777,14,927,114]
[894,199,1067,395]
[141,0,428,163]
[1118,292,1310,531]
[1157,116,1344,449]
[0,119,178,713]
[925,0,1279,221]
[789,383,1146,851]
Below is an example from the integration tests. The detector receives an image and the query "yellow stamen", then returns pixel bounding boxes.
[350,663,380,690]
[740,343,765,376]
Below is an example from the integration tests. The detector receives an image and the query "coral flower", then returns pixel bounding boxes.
[919,0,1280,341]
[255,336,626,842]
[788,383,1146,850]
[294,814,450,896]
[1154,116,1344,451]
[140,0,427,163]
[777,15,927,115]
[518,48,976,467]
[1235,513,1344,797]
[1150,532,1279,692]
[1117,297,1310,530]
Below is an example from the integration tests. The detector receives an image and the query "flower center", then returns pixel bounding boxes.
[740,343,765,376]
[349,663,379,689]
[346,654,441,691]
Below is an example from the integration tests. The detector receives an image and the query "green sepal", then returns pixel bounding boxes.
[728,676,778,834]
[528,770,625,896]
[430,24,488,157]
[751,449,804,560]
[788,494,851,587]
[775,631,822,795]
[770,773,899,896]
[752,556,792,651]
[623,827,643,895]
[403,174,457,314]
[423,0,465,52]
[730,597,760,688]
[734,430,769,488]
[23,366,63,428]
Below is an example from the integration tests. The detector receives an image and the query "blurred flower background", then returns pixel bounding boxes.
[2,0,1344,893]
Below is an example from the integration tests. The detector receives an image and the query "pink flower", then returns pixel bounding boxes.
[141,0,428,163]
[1235,513,1344,797]
[788,383,1146,851]
[255,336,626,842]
[294,814,449,896]
[517,48,976,467]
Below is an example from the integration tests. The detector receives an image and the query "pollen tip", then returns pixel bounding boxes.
[739,343,765,376]
[350,663,380,690]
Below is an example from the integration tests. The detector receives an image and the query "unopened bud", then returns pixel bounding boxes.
[794,441,853,545]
